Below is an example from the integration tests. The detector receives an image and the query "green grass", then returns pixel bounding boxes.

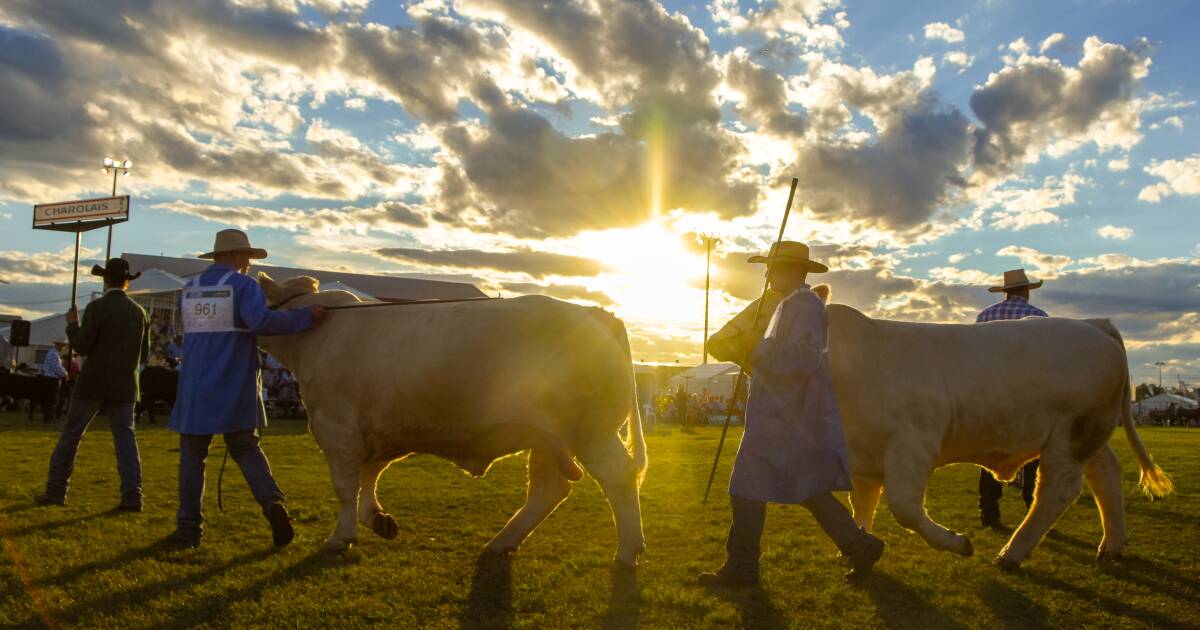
[0,412,1197,629]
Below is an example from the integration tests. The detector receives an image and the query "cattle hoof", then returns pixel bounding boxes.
[370,512,398,540]
[1095,550,1123,563]
[993,556,1021,572]
[325,538,356,554]
[955,535,974,557]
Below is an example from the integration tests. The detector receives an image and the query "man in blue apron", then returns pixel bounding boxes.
[166,229,326,549]
[700,241,884,588]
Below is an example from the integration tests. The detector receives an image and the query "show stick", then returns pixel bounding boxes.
[703,177,799,503]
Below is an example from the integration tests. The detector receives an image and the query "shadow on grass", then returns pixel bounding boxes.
[5,507,121,539]
[37,538,176,589]
[861,572,968,629]
[706,584,786,630]
[157,549,346,629]
[600,565,640,630]
[1023,569,1186,627]
[977,578,1051,630]
[1038,531,1200,604]
[48,545,278,626]
[459,552,513,630]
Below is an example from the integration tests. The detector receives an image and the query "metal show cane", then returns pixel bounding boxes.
[702,177,799,503]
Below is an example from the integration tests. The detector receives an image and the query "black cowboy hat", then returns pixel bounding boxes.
[91,258,141,282]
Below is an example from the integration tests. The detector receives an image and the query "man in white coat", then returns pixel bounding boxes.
[699,242,884,588]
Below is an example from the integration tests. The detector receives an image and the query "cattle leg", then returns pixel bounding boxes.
[996,455,1084,569]
[1083,444,1126,561]
[325,454,363,552]
[576,434,645,567]
[884,445,974,556]
[358,461,398,540]
[483,448,572,555]
[849,479,883,532]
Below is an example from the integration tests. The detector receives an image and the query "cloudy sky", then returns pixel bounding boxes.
[0,0,1197,384]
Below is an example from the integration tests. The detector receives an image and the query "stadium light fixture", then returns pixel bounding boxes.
[102,156,134,260]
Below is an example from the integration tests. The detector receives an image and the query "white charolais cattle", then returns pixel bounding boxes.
[709,296,1173,569]
[256,274,647,566]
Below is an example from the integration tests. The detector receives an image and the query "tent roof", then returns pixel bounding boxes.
[122,253,484,302]
[1140,392,1198,407]
[0,312,67,347]
[670,362,740,381]
[127,268,186,295]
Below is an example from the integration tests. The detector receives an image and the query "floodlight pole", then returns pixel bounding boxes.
[701,234,719,364]
[103,158,132,261]
[1155,361,1166,390]
[106,169,119,260]
[68,225,81,366]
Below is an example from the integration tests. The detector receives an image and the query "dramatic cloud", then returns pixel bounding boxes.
[984,172,1086,230]
[972,37,1151,176]
[788,96,973,230]
[374,247,606,278]
[0,246,100,284]
[1037,263,1200,344]
[723,50,808,138]
[1138,154,1200,202]
[710,0,848,50]
[995,245,1073,274]
[156,200,429,234]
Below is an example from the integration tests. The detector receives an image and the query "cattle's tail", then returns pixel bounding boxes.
[1108,323,1174,499]
[592,307,648,485]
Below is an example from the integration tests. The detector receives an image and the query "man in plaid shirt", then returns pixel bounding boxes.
[976,269,1047,529]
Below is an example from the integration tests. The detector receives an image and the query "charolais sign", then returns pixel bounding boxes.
[33,195,130,229]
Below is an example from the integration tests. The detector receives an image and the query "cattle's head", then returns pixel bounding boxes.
[706,291,783,370]
[258,272,319,308]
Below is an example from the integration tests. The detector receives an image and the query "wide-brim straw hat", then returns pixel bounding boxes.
[748,240,829,273]
[199,229,268,259]
[988,268,1043,293]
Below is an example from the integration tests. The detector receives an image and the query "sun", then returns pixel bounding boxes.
[571,221,711,331]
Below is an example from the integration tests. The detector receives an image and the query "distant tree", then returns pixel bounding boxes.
[1136,383,1164,400]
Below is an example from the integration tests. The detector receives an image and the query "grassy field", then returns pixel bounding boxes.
[0,412,1197,629]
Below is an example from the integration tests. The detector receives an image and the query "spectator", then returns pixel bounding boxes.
[165,335,183,367]
[675,386,690,430]
[42,340,68,421]
[37,258,150,511]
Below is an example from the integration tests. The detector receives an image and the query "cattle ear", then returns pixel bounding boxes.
[257,272,281,301]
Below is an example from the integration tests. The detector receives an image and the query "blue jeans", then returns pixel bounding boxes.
[44,399,142,505]
[175,430,285,539]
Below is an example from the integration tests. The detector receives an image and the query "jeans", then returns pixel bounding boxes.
[725,493,868,574]
[176,430,285,539]
[44,399,142,506]
[979,459,1039,523]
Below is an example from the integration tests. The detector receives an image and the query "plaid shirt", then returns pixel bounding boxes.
[976,296,1048,322]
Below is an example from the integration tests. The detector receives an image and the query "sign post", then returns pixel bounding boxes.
[33,195,132,363]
